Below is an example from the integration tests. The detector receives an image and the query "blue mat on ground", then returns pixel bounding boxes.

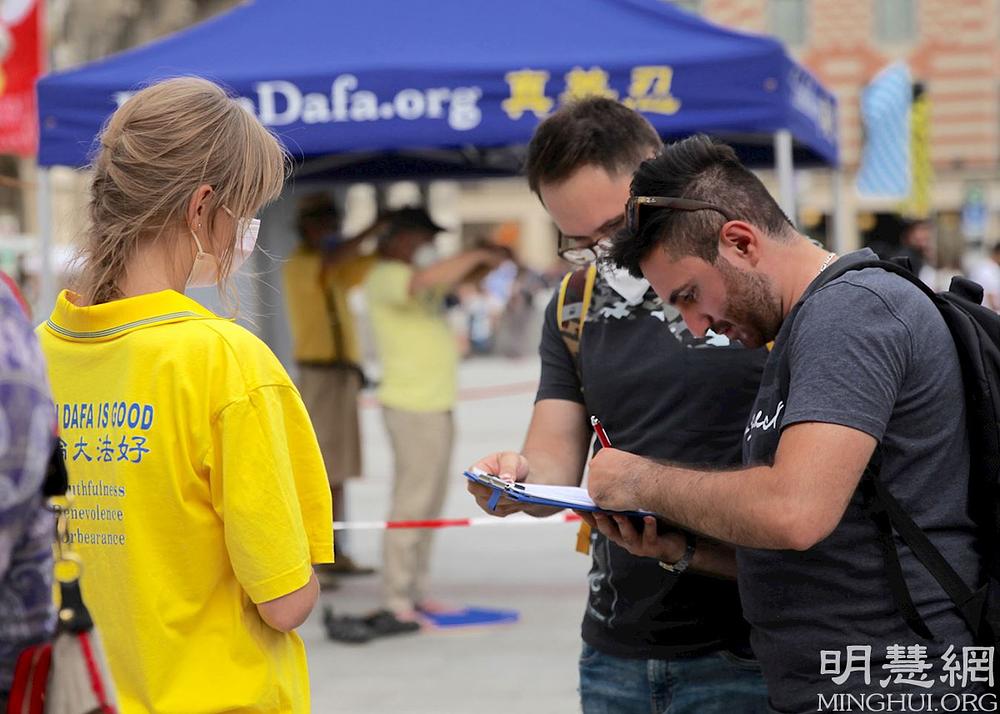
[421,606,520,629]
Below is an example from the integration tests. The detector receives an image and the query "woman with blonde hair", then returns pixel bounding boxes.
[37,77,333,713]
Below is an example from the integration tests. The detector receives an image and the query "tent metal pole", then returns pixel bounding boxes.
[774,129,796,226]
[830,167,844,254]
[36,167,55,317]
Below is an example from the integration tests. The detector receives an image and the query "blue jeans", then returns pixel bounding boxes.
[579,643,770,714]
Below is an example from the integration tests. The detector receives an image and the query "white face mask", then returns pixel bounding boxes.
[185,208,260,288]
[600,261,651,306]
[233,217,261,272]
[413,243,438,268]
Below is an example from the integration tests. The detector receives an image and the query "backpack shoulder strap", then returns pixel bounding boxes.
[806,257,989,642]
[862,465,986,639]
[556,264,598,556]
[815,257,937,301]
[556,263,598,379]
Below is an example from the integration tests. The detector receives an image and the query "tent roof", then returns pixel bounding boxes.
[37,0,838,172]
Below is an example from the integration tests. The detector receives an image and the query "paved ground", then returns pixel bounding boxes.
[303,357,591,713]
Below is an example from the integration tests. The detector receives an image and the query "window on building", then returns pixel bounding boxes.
[769,0,808,46]
[665,0,702,14]
[875,0,917,44]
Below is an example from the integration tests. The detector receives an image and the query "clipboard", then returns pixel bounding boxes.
[463,468,652,521]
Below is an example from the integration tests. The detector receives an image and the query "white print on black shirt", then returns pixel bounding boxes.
[745,400,784,442]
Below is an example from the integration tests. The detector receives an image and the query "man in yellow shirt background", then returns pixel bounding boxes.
[283,193,381,581]
[362,207,508,636]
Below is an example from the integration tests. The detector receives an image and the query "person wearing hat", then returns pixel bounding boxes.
[361,207,507,636]
[284,193,383,583]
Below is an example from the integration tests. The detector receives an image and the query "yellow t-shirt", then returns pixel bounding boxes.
[283,248,374,365]
[364,260,457,412]
[37,289,333,714]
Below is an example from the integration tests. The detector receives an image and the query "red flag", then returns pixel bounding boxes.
[0,0,42,156]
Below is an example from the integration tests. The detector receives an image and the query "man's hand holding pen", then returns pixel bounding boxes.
[586,446,650,514]
[586,421,689,565]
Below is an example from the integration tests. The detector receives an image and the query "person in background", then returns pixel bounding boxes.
[361,208,506,637]
[969,242,1000,311]
[897,218,937,287]
[284,192,382,582]
[0,275,57,711]
[37,77,332,714]
[493,266,545,359]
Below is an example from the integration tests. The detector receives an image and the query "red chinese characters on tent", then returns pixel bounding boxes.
[0,0,42,156]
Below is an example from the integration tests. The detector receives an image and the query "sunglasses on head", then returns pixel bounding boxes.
[625,196,738,235]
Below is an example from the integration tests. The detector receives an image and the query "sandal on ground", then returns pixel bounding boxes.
[322,607,373,644]
[363,609,421,637]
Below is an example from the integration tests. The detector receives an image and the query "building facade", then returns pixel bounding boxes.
[679,0,1000,263]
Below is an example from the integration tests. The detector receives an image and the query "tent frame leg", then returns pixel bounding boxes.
[830,167,845,254]
[774,129,796,227]
[37,167,55,316]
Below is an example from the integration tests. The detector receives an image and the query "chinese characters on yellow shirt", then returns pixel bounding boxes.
[55,399,154,547]
[502,65,682,120]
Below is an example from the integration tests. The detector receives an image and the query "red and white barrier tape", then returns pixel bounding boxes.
[333,512,582,531]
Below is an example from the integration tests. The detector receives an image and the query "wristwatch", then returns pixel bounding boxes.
[658,532,697,574]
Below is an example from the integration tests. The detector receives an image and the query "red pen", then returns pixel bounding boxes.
[591,416,612,449]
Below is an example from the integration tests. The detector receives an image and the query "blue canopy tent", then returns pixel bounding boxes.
[34,0,839,306]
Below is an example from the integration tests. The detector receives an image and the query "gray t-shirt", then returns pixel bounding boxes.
[740,250,983,713]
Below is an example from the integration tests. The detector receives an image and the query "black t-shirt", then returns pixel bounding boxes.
[741,250,982,713]
[536,272,767,660]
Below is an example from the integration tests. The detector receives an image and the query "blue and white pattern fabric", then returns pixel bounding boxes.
[0,279,57,694]
[857,61,912,198]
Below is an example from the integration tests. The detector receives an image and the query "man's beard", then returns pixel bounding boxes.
[714,259,782,348]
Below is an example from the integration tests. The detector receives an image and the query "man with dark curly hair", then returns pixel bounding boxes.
[592,134,984,713]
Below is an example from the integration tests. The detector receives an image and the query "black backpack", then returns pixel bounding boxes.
[784,258,1000,682]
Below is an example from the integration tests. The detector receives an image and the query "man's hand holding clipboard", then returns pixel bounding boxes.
[579,417,690,565]
[465,452,567,519]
